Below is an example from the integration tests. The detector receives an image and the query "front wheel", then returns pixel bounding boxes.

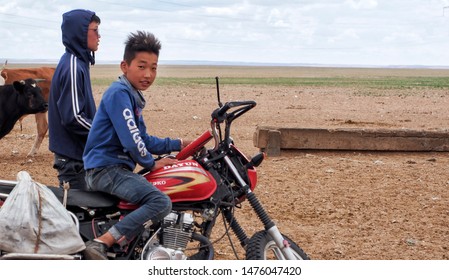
[245,230,310,260]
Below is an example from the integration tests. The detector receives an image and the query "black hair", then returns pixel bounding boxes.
[91,14,101,24]
[123,31,161,64]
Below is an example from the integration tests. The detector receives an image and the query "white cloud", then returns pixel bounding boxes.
[345,0,378,10]
[267,9,290,28]
[0,0,449,66]
[328,28,360,44]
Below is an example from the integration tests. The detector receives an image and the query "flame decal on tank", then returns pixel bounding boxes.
[157,172,210,195]
[145,161,217,202]
[149,166,211,194]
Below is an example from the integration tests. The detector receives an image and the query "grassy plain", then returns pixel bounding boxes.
[92,64,449,89]
[8,63,449,88]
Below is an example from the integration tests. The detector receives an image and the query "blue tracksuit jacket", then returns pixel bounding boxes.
[83,75,181,171]
[48,9,97,160]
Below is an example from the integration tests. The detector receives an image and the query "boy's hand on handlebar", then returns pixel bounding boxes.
[151,157,179,171]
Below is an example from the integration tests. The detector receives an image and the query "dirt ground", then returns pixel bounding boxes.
[1,65,448,260]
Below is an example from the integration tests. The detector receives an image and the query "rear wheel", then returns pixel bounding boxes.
[246,230,310,260]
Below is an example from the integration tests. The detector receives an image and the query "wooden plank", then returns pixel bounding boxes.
[266,130,281,157]
[254,126,449,155]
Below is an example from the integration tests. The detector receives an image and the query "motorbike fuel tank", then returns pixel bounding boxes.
[143,160,217,203]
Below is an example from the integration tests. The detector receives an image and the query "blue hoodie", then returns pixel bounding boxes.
[48,9,97,160]
[83,75,181,171]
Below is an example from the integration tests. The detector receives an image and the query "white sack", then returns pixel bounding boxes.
[0,171,85,254]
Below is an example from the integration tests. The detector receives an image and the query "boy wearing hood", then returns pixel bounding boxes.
[48,9,101,190]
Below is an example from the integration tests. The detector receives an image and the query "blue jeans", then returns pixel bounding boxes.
[53,153,87,190]
[85,165,172,241]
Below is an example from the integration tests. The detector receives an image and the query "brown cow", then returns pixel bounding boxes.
[1,66,56,156]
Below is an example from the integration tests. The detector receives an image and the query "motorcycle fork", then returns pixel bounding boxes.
[223,155,297,260]
[222,208,249,248]
[245,191,296,259]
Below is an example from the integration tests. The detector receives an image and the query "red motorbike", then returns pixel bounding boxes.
[0,78,309,260]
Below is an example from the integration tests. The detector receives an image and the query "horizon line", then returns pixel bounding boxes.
[1,58,449,69]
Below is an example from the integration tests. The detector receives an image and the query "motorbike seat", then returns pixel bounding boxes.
[49,187,118,208]
[1,181,118,208]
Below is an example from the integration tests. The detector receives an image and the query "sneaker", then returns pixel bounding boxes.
[84,240,108,260]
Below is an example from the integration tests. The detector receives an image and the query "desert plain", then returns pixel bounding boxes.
[1,64,448,260]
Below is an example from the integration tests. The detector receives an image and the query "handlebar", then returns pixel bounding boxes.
[176,100,256,160]
[176,130,213,160]
[211,100,256,123]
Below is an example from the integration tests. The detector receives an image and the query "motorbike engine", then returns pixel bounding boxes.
[141,211,194,260]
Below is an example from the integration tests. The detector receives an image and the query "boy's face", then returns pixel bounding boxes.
[87,21,100,52]
[120,52,158,91]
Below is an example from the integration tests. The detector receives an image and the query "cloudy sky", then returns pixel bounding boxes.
[1,0,449,66]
